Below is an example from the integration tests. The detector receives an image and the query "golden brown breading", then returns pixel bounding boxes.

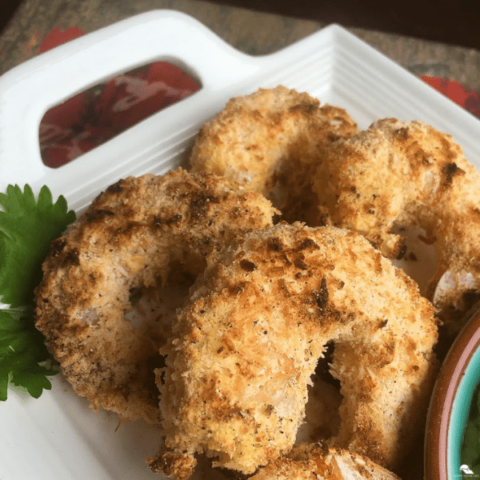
[153,223,438,477]
[35,168,276,424]
[190,86,357,224]
[250,444,400,480]
[313,118,480,339]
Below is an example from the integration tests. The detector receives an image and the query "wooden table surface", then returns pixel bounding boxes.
[1,0,480,93]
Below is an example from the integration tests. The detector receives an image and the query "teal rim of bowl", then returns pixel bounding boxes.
[449,345,480,478]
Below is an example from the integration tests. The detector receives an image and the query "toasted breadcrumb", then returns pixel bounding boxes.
[314,118,480,340]
[35,168,276,423]
[250,444,400,479]
[190,86,357,224]
[155,223,438,476]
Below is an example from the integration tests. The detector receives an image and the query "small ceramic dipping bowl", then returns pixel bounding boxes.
[425,306,480,479]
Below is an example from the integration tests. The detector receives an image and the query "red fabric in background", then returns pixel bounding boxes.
[36,27,480,168]
[421,75,480,118]
[37,26,85,54]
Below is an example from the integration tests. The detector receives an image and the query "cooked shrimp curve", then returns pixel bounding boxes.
[35,168,276,423]
[153,223,438,477]
[190,85,357,224]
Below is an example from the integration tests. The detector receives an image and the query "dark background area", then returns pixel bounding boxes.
[207,0,480,49]
[1,0,480,49]
[0,0,21,34]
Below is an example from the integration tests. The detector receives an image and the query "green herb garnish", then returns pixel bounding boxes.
[0,184,76,400]
[0,309,56,400]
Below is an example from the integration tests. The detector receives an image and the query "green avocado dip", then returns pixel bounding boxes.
[462,382,480,476]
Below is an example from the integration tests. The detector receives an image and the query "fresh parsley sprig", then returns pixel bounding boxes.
[0,184,76,400]
[0,309,56,400]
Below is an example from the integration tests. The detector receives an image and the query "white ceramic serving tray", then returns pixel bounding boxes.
[0,9,479,480]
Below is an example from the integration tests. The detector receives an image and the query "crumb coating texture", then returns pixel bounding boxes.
[314,119,480,334]
[251,444,400,479]
[157,223,438,475]
[35,168,276,423]
[190,85,357,224]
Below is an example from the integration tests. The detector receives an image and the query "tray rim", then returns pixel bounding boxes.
[0,9,479,480]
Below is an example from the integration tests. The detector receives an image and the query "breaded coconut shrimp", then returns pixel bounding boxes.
[313,118,480,339]
[250,444,400,480]
[151,223,438,478]
[35,168,276,423]
[190,85,357,224]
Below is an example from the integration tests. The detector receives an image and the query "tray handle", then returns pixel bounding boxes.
[0,10,259,194]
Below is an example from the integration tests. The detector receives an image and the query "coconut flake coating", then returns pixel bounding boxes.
[314,118,480,338]
[190,85,357,224]
[154,223,438,477]
[35,168,276,423]
[250,444,400,480]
